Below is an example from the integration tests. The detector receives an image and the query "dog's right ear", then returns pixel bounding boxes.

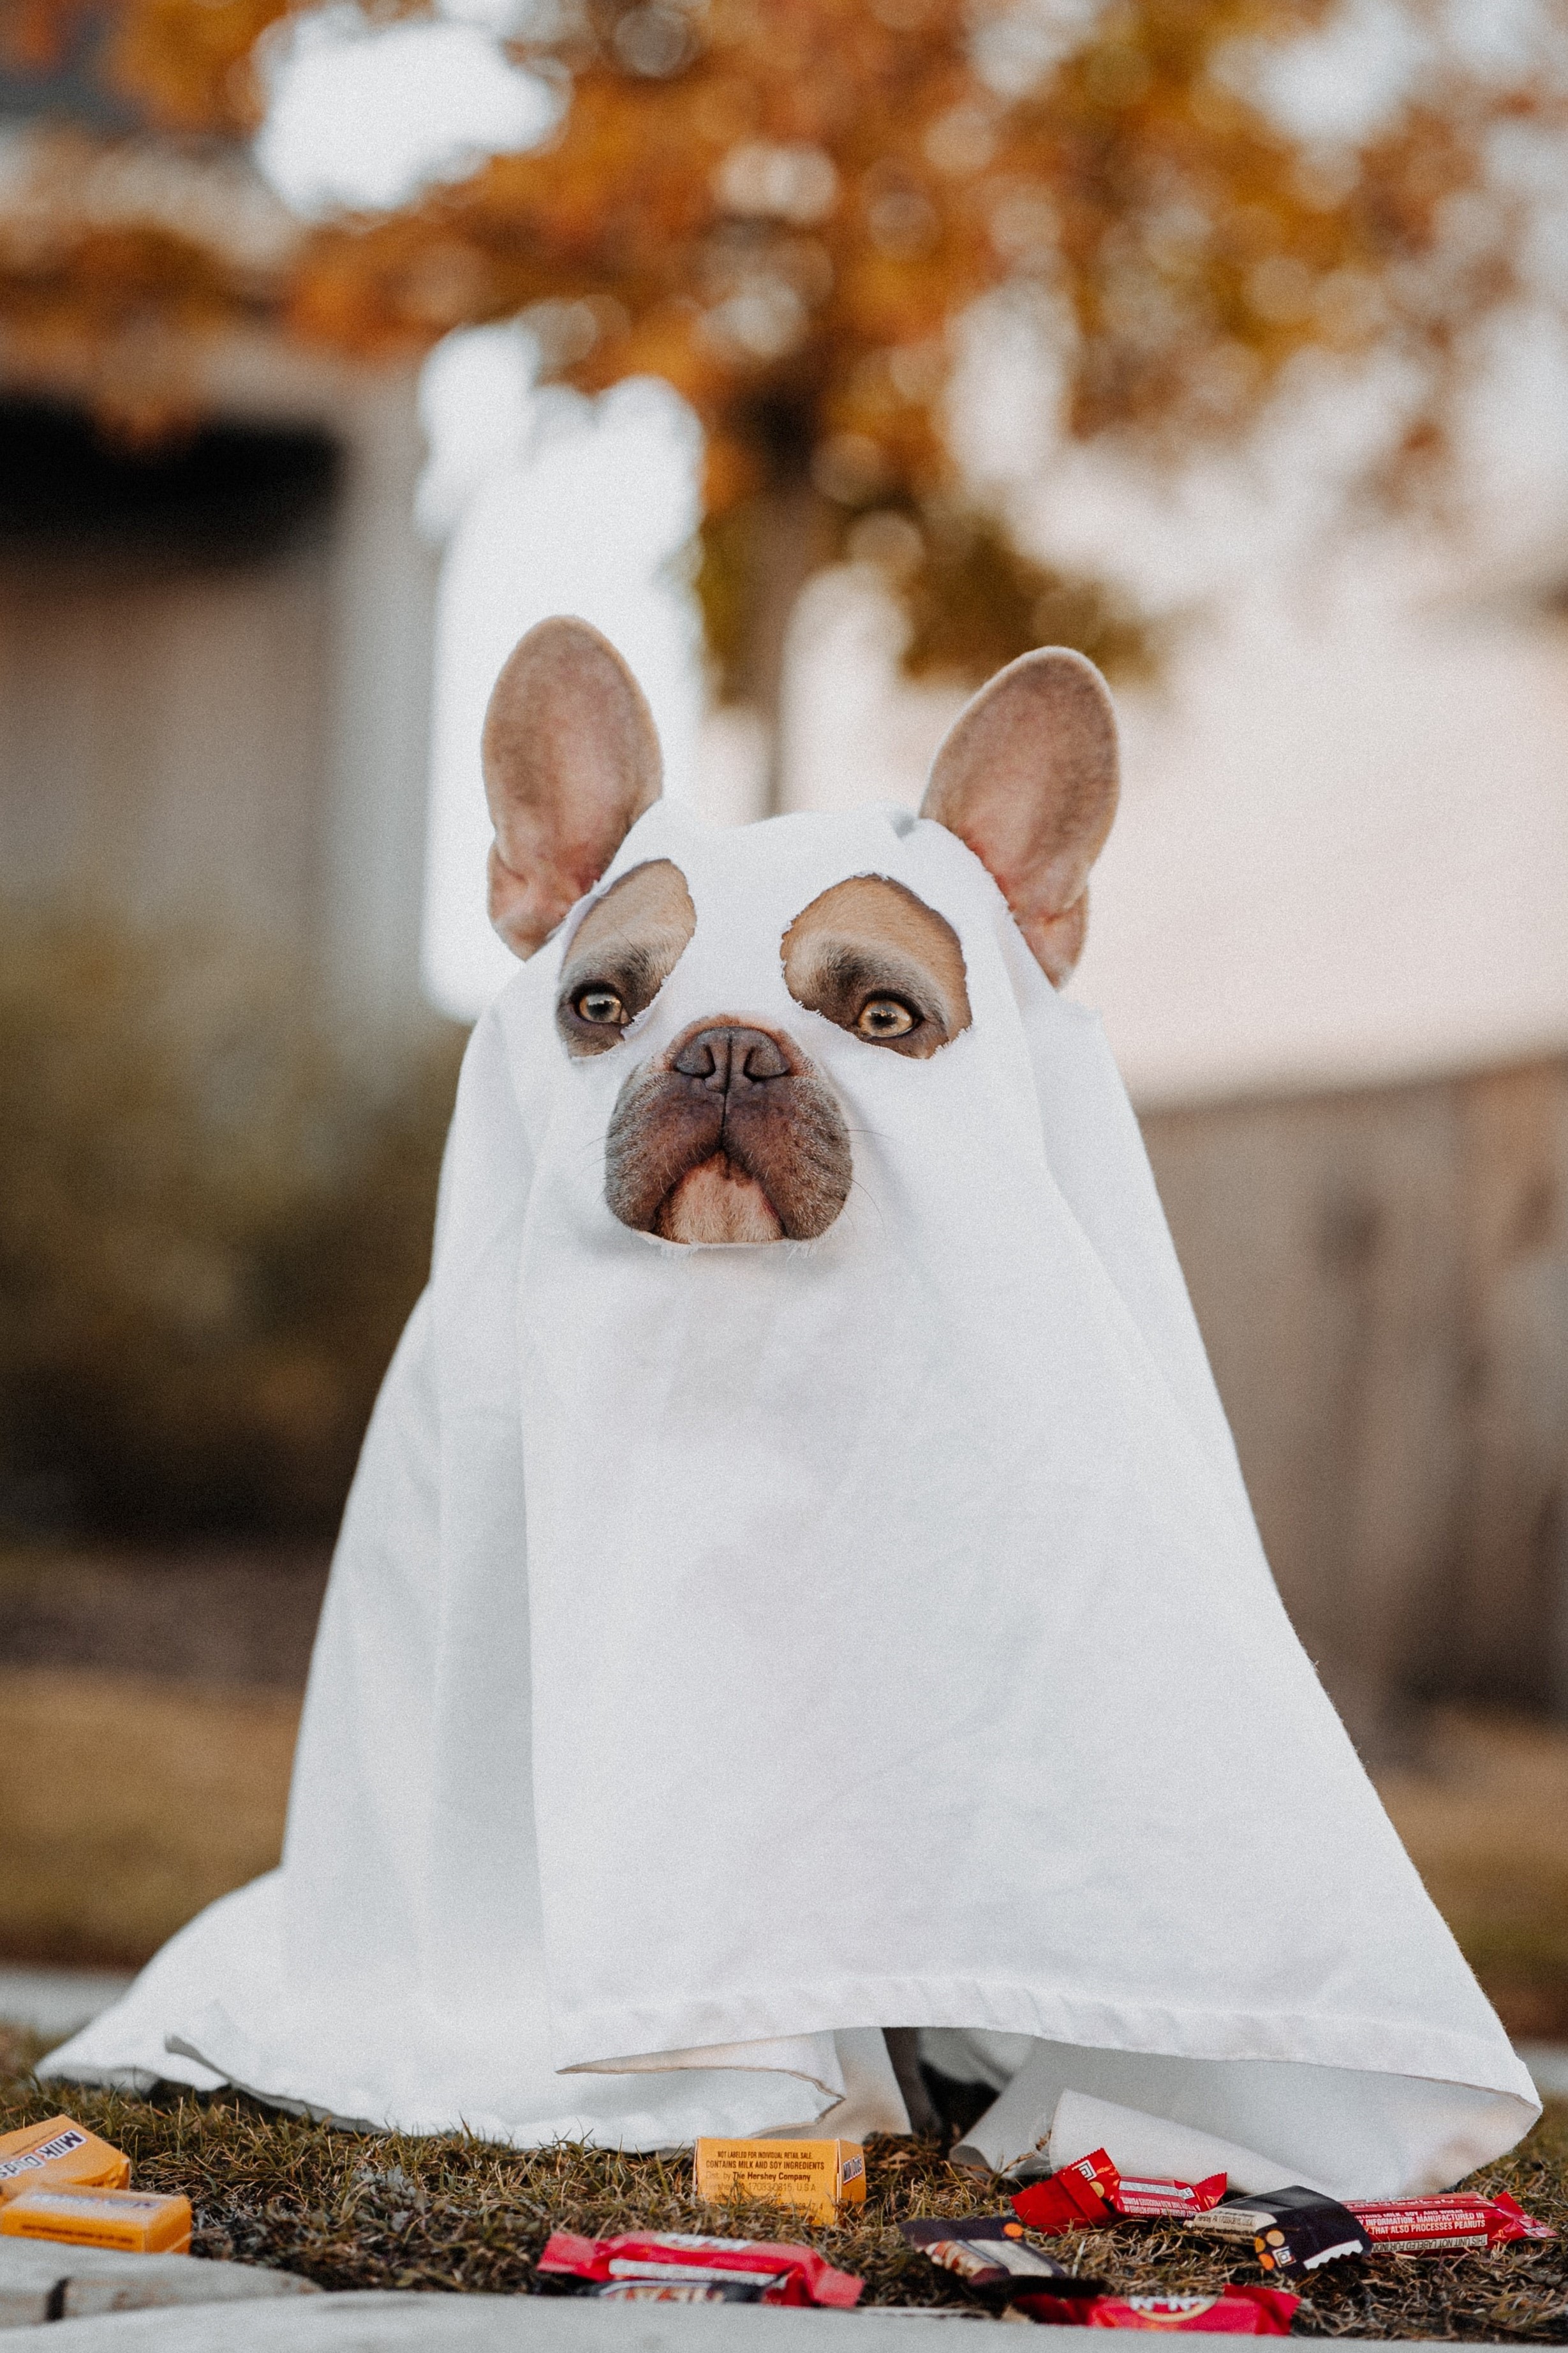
[921,647,1118,986]
[482,616,663,959]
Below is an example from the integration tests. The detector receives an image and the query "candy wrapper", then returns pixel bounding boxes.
[1346,2192,1554,2252]
[900,2216,1103,2303]
[1190,2186,1370,2273]
[0,2117,130,2201]
[592,2280,767,2303]
[535,2230,863,2307]
[693,2135,865,2221]
[1010,2151,1119,2230]
[0,2185,191,2255]
[1012,2286,1299,2333]
[1010,2149,1226,2231]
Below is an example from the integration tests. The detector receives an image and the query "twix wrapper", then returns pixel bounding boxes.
[1346,2192,1554,2252]
[0,2116,130,2201]
[1010,2148,1227,2231]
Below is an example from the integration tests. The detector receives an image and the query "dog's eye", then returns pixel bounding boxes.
[575,986,628,1026]
[855,995,917,1041]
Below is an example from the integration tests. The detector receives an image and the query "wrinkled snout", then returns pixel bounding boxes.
[605,1017,853,1245]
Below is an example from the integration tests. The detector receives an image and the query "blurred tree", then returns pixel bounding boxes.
[0,0,1551,795]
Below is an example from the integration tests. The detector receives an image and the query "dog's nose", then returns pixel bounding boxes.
[671,1026,789,1092]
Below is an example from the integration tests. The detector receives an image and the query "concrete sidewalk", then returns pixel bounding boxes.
[0,1972,133,2046]
[33,2296,1527,2351]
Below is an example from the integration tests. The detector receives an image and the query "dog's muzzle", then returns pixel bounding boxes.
[605,1018,852,1244]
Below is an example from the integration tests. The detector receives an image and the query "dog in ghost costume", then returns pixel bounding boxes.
[46,620,1538,2197]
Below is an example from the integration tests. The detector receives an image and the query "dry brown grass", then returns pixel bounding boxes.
[0,1665,297,1966]
[0,1686,1565,2334]
[0,2038,1562,2340]
[1377,1709,1568,2042]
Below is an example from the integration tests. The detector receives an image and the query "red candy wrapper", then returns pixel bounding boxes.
[1011,2150,1120,2231]
[1114,2171,1229,2220]
[536,2229,863,2308]
[1014,2286,1299,2333]
[1346,2191,1555,2252]
[1011,2149,1227,2231]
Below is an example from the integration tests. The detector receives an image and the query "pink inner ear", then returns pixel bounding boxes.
[480,616,663,959]
[920,647,1118,983]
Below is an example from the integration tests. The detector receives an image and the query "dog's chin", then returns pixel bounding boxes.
[654,1154,785,1246]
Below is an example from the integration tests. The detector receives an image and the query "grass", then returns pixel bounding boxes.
[0,1665,297,1966]
[0,2028,1564,2340]
[1377,1711,1568,2043]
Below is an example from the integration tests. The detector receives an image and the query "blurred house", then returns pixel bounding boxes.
[0,114,437,1040]
[1095,560,1568,1751]
[793,544,1568,1748]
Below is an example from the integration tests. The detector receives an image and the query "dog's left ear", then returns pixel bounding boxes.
[482,616,663,958]
[921,647,1118,985]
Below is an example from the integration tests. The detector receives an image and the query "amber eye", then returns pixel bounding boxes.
[575,986,628,1026]
[855,995,917,1041]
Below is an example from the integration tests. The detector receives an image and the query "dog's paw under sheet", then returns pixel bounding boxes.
[45,793,1538,2194]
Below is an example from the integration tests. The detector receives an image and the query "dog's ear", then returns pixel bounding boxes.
[921,648,1118,985]
[482,616,663,959]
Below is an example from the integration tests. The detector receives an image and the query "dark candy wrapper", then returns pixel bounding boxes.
[1012,2286,1299,2333]
[1192,2186,1370,2273]
[900,2215,1102,2301]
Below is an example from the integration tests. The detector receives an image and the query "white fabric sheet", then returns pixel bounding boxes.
[45,798,1538,2193]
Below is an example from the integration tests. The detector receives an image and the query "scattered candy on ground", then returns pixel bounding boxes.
[0,2031,1564,2336]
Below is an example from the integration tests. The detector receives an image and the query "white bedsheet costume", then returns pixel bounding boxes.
[47,639,1537,2199]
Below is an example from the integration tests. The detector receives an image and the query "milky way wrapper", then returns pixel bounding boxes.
[1190,2186,1370,2272]
[1346,2192,1554,2251]
[0,2185,191,2254]
[0,2116,130,2201]
[693,2137,865,2222]
[536,2230,864,2308]
[1011,2287,1300,2333]
[899,2216,1104,2303]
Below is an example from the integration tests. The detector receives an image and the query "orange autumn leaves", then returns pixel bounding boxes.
[0,0,1553,678]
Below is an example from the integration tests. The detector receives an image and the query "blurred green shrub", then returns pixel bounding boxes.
[0,909,466,1538]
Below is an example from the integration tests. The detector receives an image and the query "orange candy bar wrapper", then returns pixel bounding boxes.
[0,2185,192,2255]
[1014,2288,1299,2333]
[0,2116,130,2201]
[693,2137,866,2222]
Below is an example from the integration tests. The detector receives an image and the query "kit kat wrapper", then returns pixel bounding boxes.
[536,2231,862,2308]
[1010,2287,1299,2333]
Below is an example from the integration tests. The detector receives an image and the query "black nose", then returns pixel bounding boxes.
[671,1025,789,1091]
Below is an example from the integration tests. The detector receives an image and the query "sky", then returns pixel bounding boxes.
[250,1,1568,1099]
